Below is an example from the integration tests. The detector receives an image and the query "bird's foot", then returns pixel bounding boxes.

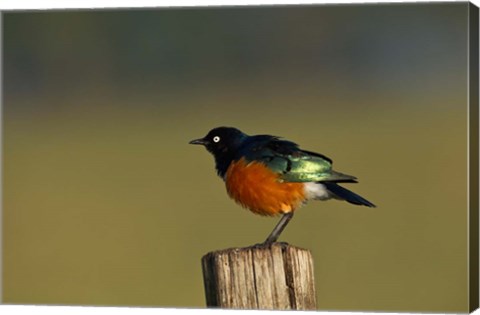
[251,241,289,249]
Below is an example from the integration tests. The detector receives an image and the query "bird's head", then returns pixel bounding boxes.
[189,127,247,158]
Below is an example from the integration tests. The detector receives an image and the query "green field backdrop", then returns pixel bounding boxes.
[3,3,471,312]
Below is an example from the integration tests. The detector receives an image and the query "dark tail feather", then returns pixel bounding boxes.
[323,182,376,207]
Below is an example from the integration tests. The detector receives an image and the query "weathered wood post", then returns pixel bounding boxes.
[202,242,316,310]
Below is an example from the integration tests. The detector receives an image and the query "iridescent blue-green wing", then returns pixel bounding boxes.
[245,137,357,183]
[268,150,357,183]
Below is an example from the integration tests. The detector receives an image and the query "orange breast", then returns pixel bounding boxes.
[225,158,306,216]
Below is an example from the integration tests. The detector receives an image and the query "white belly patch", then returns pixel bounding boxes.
[303,182,331,200]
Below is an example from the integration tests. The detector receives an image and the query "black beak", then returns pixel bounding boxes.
[189,138,208,145]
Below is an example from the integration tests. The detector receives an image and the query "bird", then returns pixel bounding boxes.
[190,127,375,245]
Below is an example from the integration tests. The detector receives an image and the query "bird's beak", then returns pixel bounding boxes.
[189,138,208,145]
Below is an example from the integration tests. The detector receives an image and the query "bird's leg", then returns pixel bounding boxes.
[262,212,294,245]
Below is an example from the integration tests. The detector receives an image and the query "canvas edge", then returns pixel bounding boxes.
[0,10,4,305]
[468,1,479,313]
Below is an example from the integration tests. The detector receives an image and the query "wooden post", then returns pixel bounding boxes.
[201,242,316,310]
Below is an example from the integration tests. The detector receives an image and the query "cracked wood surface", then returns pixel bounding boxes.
[202,243,316,310]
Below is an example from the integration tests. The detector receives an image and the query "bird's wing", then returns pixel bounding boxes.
[244,136,357,183]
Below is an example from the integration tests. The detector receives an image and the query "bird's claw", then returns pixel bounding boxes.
[251,241,289,249]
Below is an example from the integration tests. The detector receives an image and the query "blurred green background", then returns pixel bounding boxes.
[2,3,470,312]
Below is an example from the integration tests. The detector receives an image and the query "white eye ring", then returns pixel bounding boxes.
[213,136,220,143]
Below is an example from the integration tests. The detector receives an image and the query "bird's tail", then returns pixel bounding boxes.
[323,182,376,207]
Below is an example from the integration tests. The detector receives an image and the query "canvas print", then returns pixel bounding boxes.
[1,2,478,313]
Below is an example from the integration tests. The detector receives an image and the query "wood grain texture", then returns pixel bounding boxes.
[202,243,316,310]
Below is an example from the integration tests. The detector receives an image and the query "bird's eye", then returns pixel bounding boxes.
[213,136,220,143]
